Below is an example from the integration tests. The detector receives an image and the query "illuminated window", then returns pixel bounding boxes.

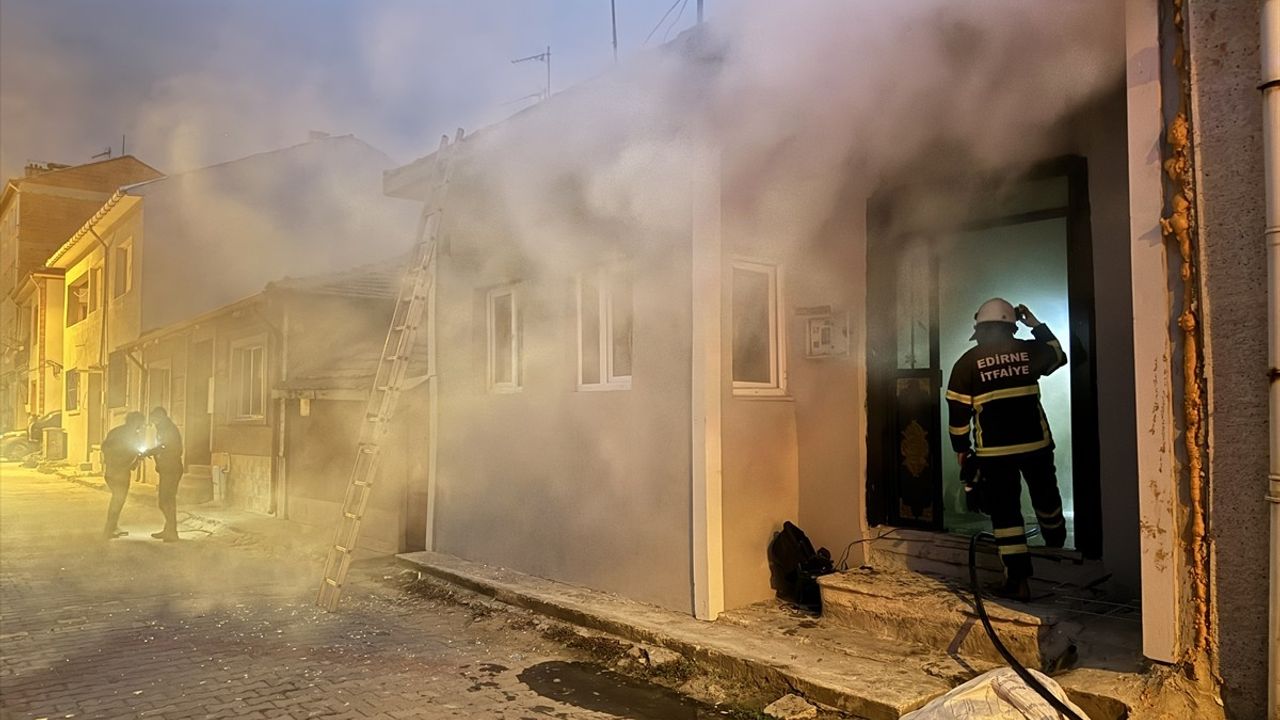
[486,285,521,392]
[67,275,89,326]
[577,265,632,390]
[113,239,133,298]
[731,259,786,395]
[230,340,266,419]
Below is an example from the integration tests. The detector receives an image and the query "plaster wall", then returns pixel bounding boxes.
[430,180,696,613]
[1185,1,1269,714]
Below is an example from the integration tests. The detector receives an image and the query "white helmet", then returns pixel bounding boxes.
[971,298,1016,340]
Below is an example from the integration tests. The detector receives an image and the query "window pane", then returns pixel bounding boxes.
[238,352,251,415]
[896,240,931,370]
[580,276,601,385]
[493,293,513,384]
[610,270,632,378]
[732,267,772,384]
[114,247,130,297]
[250,349,263,415]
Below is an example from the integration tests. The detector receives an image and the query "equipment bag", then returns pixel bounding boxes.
[767,521,835,613]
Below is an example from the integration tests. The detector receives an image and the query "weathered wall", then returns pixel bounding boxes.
[430,176,696,613]
[1186,1,1269,715]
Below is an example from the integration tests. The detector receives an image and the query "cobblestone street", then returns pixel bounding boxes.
[0,466,730,720]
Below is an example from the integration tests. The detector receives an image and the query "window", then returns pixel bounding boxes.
[731,260,786,395]
[486,286,521,392]
[88,265,103,314]
[107,351,128,408]
[65,369,80,412]
[113,239,133,298]
[147,367,171,413]
[67,274,89,326]
[230,340,266,419]
[577,266,632,389]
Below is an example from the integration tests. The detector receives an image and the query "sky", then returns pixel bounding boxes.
[0,0,707,179]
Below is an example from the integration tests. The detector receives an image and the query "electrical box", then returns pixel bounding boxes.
[804,313,849,358]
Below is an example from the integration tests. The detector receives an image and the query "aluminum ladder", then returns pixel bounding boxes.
[316,129,463,611]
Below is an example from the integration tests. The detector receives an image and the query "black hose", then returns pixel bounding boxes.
[968,531,1088,720]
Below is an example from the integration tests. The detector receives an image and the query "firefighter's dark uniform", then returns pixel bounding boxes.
[101,423,143,537]
[946,323,1068,580]
[151,417,185,539]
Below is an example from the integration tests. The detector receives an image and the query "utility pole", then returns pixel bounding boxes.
[611,0,619,63]
[697,0,704,23]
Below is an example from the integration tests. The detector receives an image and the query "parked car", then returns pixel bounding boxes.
[0,411,60,460]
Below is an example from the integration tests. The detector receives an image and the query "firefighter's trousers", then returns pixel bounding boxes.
[977,448,1067,580]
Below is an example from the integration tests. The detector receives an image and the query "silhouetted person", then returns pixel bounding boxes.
[947,299,1068,602]
[147,407,185,542]
[101,412,146,540]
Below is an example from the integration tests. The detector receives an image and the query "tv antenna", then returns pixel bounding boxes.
[90,146,113,160]
[511,46,551,100]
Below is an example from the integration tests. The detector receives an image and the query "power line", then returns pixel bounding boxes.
[645,0,683,45]
[664,0,690,42]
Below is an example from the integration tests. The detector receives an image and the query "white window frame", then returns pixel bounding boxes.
[730,258,787,397]
[113,238,133,298]
[229,336,267,421]
[576,265,632,391]
[486,285,521,393]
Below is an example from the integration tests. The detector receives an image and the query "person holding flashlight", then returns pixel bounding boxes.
[100,411,146,540]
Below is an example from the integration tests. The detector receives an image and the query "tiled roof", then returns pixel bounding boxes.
[268,256,407,299]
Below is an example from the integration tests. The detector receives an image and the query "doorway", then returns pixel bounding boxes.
[866,156,1101,557]
[86,371,103,462]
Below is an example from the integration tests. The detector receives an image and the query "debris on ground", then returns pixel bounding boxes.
[764,693,819,720]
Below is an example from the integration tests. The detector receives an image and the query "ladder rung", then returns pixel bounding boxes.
[323,578,341,588]
[333,545,353,554]
[344,512,360,521]
[358,444,377,454]
[353,479,373,488]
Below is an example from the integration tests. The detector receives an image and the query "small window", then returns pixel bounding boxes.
[577,266,632,390]
[67,275,90,326]
[107,351,128,408]
[230,341,266,419]
[65,369,80,412]
[88,265,103,314]
[487,286,521,392]
[731,260,786,395]
[113,240,133,298]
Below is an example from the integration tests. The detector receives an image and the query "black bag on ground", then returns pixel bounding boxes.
[768,521,835,613]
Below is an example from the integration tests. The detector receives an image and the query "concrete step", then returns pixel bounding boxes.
[397,550,953,719]
[818,568,1082,671]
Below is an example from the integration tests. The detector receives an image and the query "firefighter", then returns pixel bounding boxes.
[101,411,146,540]
[946,298,1068,602]
[147,406,185,542]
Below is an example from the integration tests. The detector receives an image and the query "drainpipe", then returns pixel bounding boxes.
[1262,1,1280,716]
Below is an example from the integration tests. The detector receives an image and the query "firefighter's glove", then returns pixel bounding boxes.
[959,453,984,513]
[1016,304,1042,328]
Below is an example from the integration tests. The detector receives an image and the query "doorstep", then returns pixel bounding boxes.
[818,567,1079,671]
[398,550,951,719]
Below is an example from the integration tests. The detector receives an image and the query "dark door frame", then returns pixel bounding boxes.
[865,155,1102,558]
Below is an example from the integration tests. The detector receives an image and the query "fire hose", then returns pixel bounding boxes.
[968,530,1087,720]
